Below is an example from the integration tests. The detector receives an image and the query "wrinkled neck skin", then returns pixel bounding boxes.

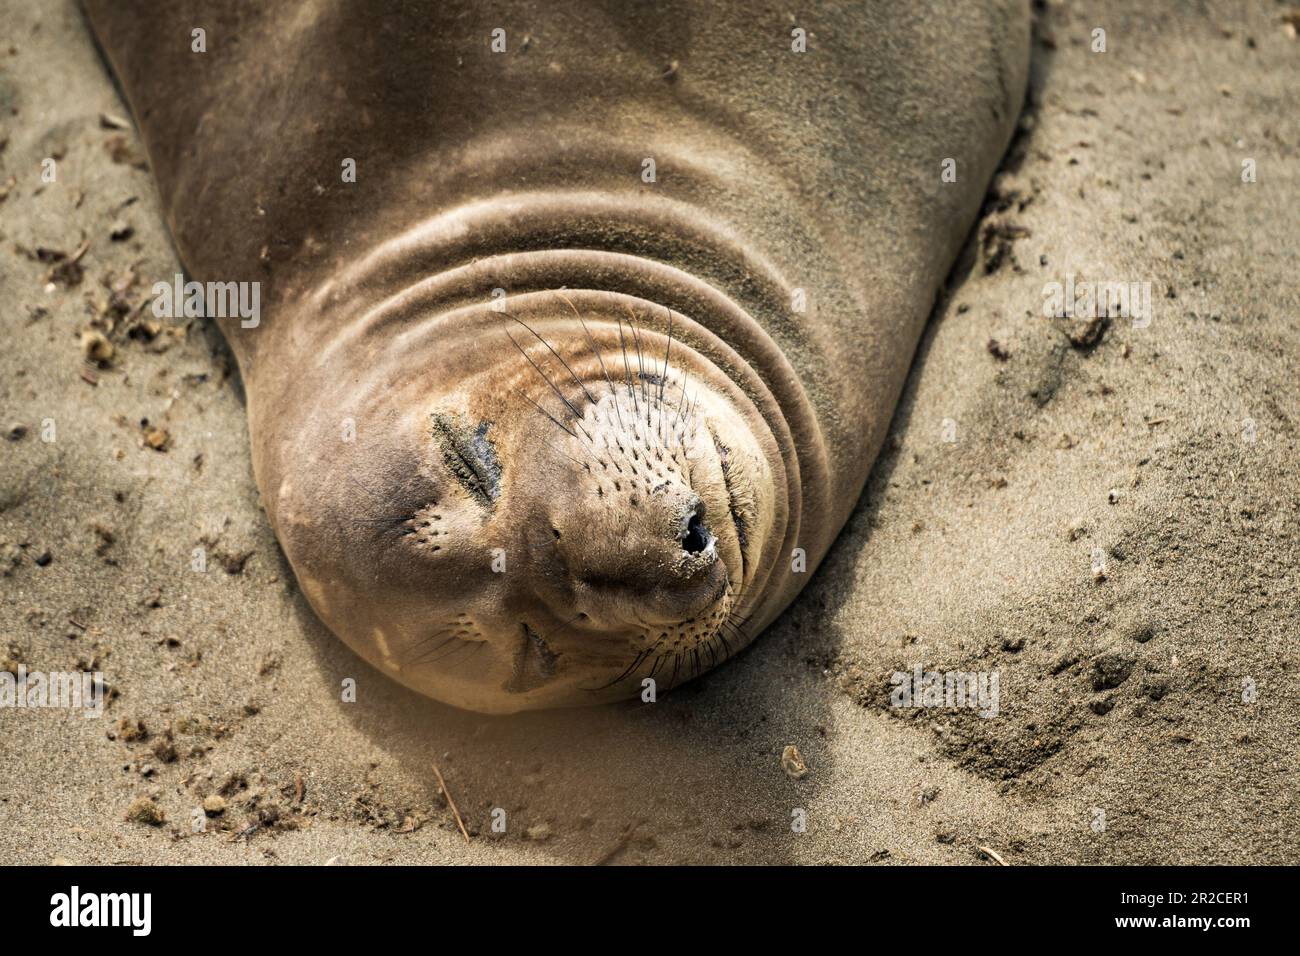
[233,182,825,713]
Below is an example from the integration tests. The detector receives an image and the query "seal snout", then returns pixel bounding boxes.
[457,307,786,707]
[484,321,748,666]
[546,465,725,631]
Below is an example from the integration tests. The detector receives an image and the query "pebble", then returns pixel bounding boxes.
[781,745,809,779]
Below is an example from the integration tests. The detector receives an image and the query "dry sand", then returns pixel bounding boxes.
[1,0,1297,864]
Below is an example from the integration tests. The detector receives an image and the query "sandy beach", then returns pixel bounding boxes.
[1,0,1297,864]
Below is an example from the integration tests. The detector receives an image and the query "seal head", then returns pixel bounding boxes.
[268,289,787,714]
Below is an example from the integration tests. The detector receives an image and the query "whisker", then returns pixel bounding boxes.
[400,632,461,668]
[535,612,588,646]
[587,647,652,692]
[616,317,641,416]
[628,313,650,420]
[505,311,597,407]
[507,330,583,420]
[511,386,578,439]
[719,611,755,650]
[659,307,674,405]
[541,438,596,470]
[342,471,387,508]
[424,635,486,667]
[336,472,422,531]
[682,388,701,433]
[348,514,412,527]
[448,642,489,672]
[561,292,626,432]
[673,371,691,427]
[340,472,423,524]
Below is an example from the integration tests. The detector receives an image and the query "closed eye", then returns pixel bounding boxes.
[431,412,501,508]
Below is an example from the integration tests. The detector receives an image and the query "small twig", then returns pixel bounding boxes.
[432,762,470,844]
[593,822,639,866]
[229,823,259,844]
[977,845,1009,866]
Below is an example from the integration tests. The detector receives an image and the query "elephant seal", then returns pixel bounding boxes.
[83,0,1030,712]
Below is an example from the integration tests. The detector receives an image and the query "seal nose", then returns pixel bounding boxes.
[681,510,711,554]
[545,483,725,631]
[678,504,716,557]
[501,364,736,648]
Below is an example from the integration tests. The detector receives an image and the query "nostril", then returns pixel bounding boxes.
[681,512,711,555]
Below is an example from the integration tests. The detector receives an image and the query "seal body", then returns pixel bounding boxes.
[83,0,1030,712]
